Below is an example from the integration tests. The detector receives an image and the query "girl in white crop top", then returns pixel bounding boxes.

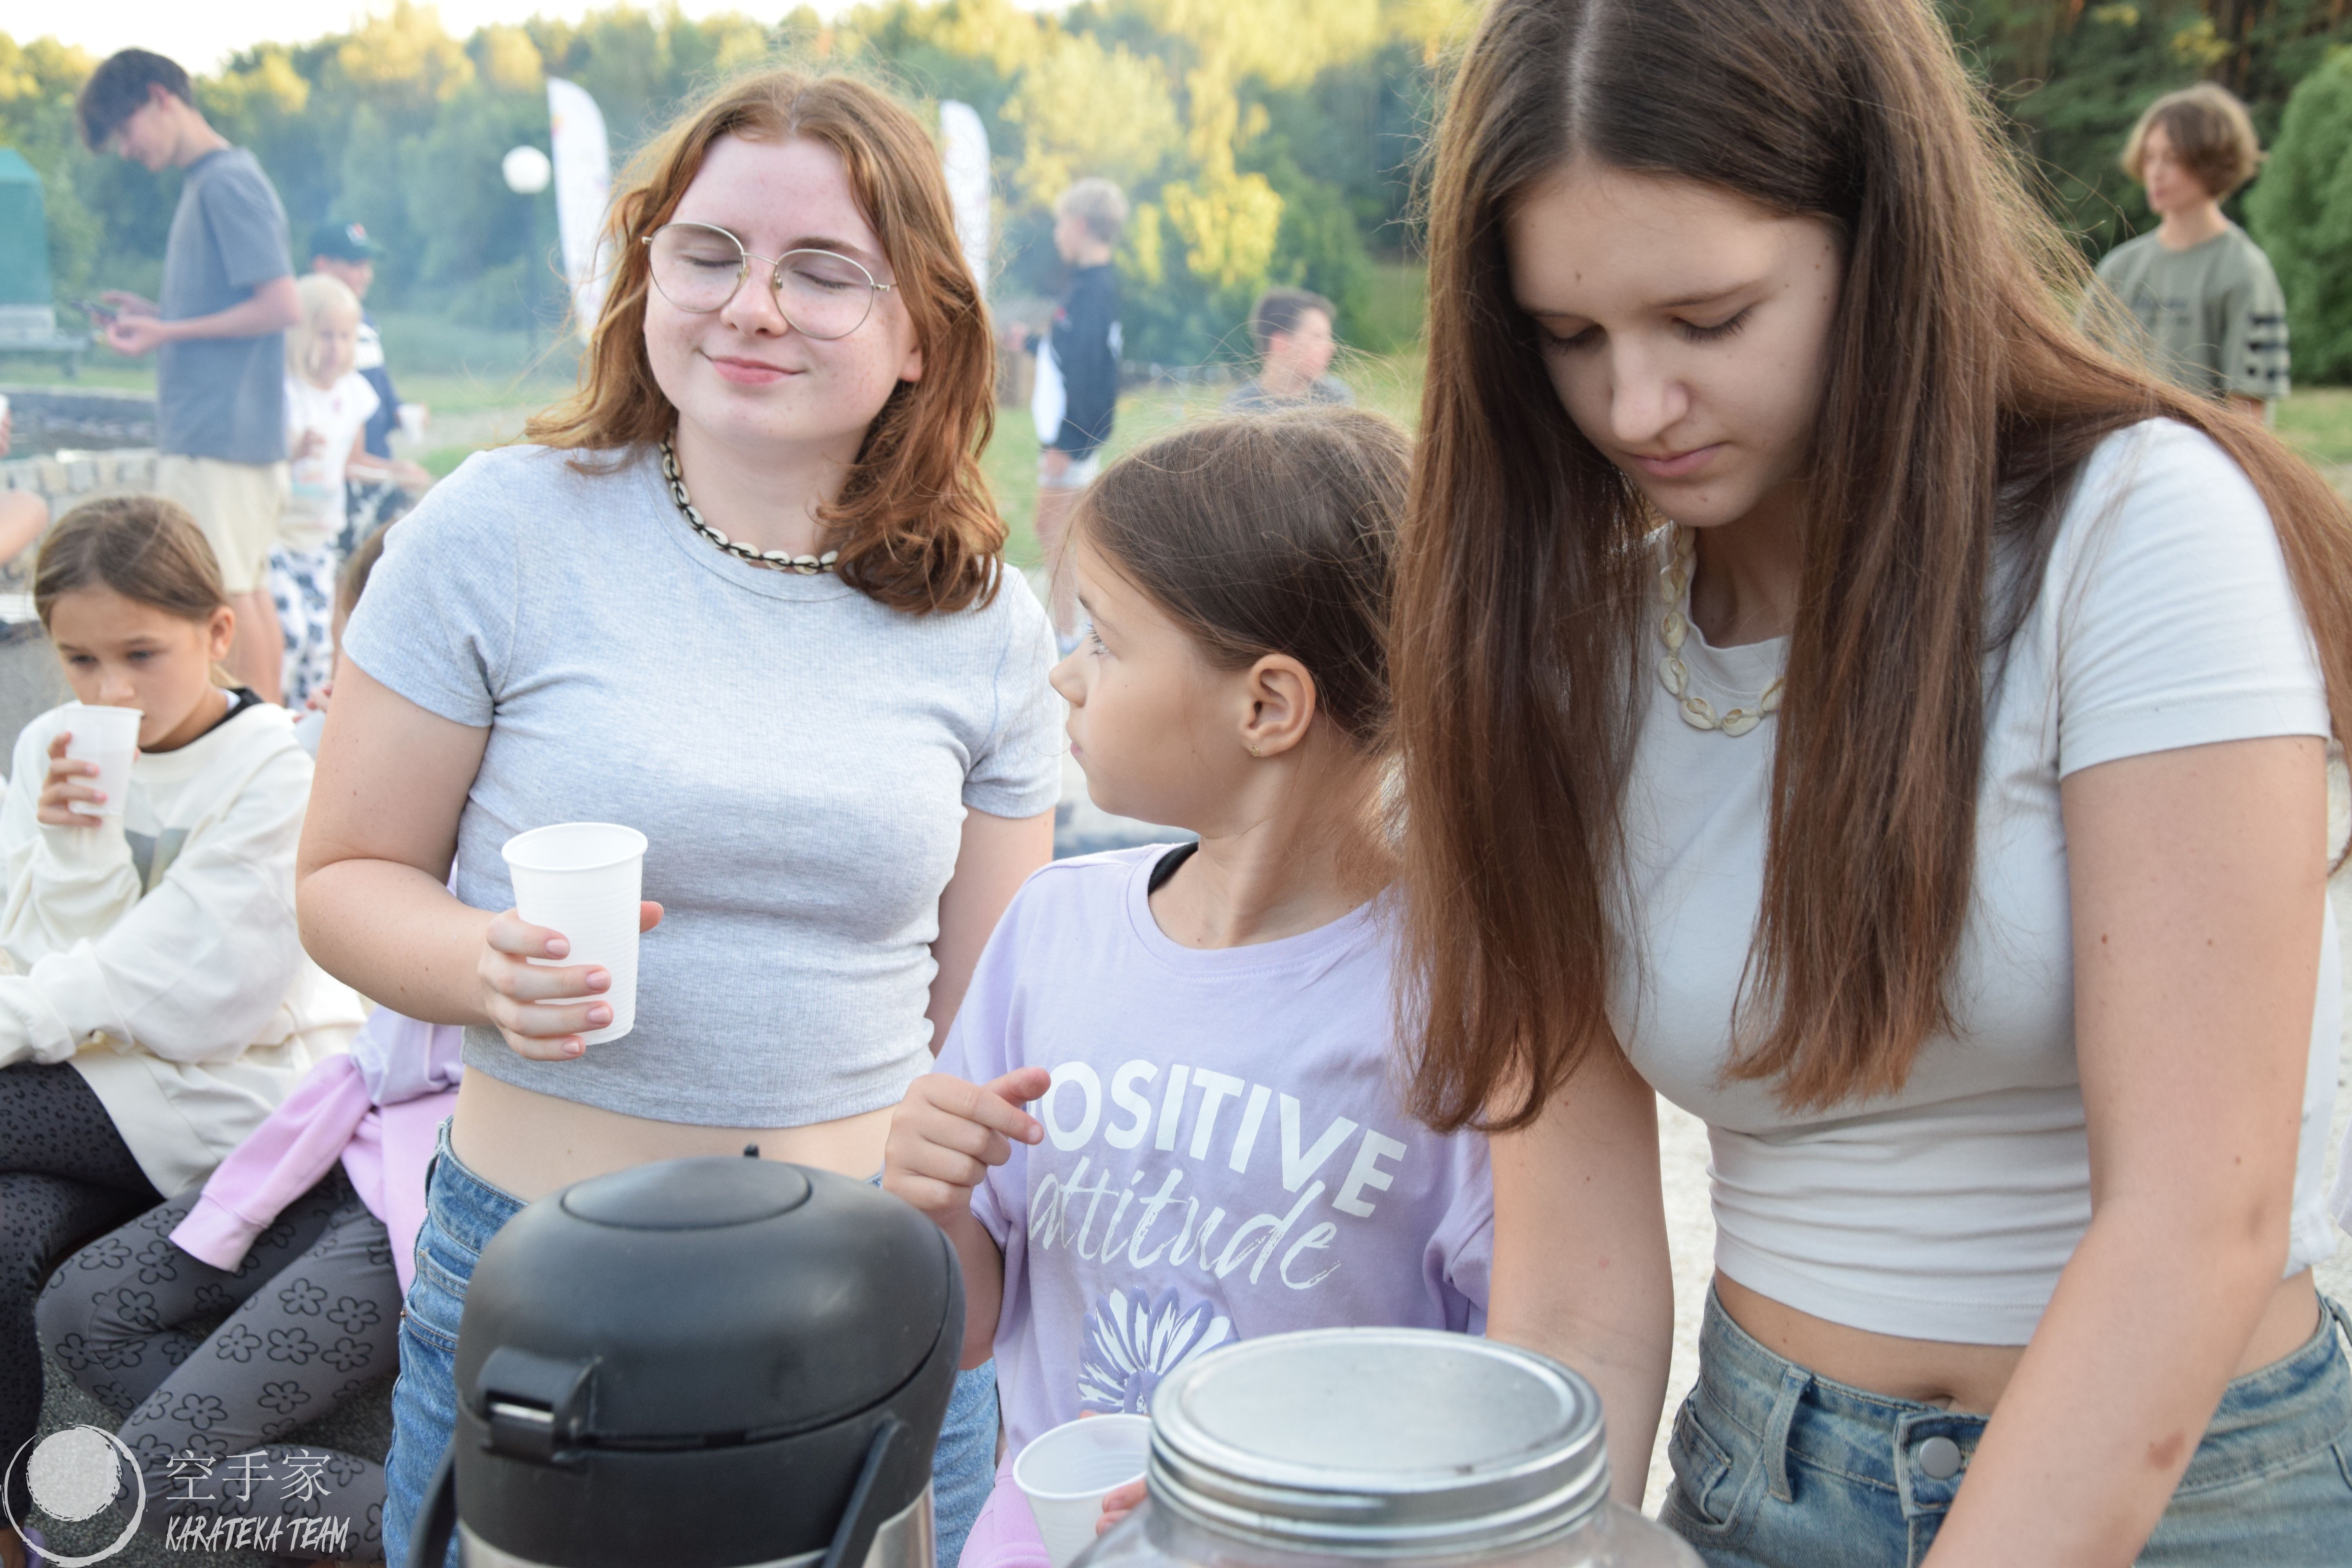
[1398,1,2352,1563]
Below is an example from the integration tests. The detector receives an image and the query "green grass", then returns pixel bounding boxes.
[12,301,2344,504]
[2278,388,2352,468]
[0,310,579,416]
[985,349,1427,564]
[0,354,155,392]
[1354,261,1430,358]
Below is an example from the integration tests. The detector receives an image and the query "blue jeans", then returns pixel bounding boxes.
[383,1127,1001,1568]
[1664,1288,2352,1567]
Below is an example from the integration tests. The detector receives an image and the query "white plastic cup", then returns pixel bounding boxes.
[500,823,648,1045]
[63,704,141,818]
[397,402,428,445]
[1014,1415,1153,1568]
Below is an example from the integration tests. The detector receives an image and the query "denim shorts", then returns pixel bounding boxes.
[1662,1288,2352,1567]
[382,1124,1001,1568]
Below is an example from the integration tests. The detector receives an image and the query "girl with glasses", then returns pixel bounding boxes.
[295,69,1061,1568]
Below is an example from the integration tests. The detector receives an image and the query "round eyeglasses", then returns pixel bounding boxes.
[641,221,893,340]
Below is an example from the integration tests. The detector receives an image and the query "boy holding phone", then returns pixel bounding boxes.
[76,47,299,701]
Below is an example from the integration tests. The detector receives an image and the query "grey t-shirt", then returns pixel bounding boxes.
[158,147,291,463]
[2090,225,2290,403]
[342,444,1063,1127]
[1221,375,1354,416]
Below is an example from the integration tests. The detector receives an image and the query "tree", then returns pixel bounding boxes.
[0,33,102,299]
[2249,46,2352,382]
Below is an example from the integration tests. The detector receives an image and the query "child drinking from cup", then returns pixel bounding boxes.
[884,410,1493,1568]
[32,503,430,1560]
[0,496,361,1563]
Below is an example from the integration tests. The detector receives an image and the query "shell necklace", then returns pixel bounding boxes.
[1657,524,1784,737]
[660,440,839,575]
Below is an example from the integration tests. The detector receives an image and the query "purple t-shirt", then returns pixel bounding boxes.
[936,846,1494,1454]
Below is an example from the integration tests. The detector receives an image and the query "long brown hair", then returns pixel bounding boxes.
[1401,0,2352,1130]
[36,495,236,687]
[1078,409,1408,746]
[37,494,230,626]
[527,68,1003,616]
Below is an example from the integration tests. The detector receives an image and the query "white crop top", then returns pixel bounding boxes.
[1612,420,2341,1345]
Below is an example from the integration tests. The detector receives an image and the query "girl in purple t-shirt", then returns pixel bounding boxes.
[884,410,1494,1568]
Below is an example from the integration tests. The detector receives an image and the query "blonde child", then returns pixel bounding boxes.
[885,410,1493,1568]
[276,273,384,706]
[0,497,360,1567]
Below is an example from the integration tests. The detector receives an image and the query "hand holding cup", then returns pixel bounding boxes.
[478,902,664,1060]
[36,732,108,826]
[1096,1476,1146,1538]
[46,706,141,825]
[1014,1414,1153,1568]
[486,822,656,1060]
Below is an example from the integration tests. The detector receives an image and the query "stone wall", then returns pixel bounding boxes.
[1,445,160,510]
[1,385,163,595]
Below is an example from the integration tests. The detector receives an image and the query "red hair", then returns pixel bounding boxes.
[527,69,1002,616]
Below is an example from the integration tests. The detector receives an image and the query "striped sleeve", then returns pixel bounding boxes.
[2225,243,2291,401]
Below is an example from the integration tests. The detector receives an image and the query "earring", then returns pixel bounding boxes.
[1248,742,1262,757]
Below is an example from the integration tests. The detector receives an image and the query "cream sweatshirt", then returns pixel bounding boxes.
[0,692,361,1194]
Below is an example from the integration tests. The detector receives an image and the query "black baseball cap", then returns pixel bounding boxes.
[309,219,380,261]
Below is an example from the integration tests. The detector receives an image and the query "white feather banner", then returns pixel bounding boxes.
[548,77,613,338]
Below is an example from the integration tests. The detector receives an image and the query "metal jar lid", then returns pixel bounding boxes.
[1145,1328,1611,1557]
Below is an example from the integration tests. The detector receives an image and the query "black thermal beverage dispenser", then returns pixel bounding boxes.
[406,1155,964,1568]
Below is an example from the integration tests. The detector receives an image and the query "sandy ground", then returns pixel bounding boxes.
[1641,768,2352,1508]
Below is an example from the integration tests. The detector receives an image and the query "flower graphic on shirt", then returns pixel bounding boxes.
[1076,1288,1232,1414]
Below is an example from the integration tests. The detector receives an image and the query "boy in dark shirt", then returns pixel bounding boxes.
[1019,179,1126,635]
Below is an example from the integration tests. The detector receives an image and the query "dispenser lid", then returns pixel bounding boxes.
[1146,1328,1610,1555]
[458,1160,956,1444]
[560,1158,811,1229]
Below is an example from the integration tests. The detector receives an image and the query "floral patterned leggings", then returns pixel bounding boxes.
[36,1169,401,1559]
[0,1063,161,1526]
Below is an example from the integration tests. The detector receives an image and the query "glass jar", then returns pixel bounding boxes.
[1073,1329,1700,1568]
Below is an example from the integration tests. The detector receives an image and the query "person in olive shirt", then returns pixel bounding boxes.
[2091,83,2289,417]
[78,48,299,701]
